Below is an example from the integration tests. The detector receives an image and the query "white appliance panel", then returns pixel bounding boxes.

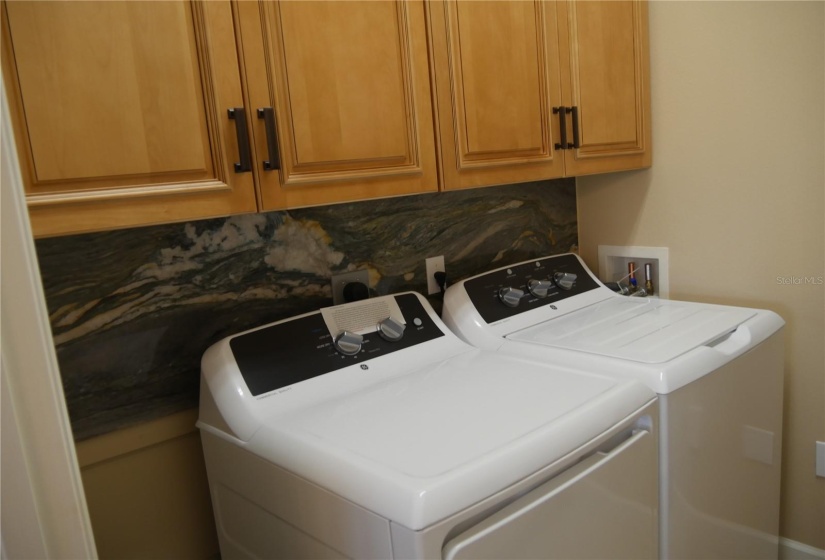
[243,353,652,530]
[509,297,755,364]
[661,332,783,559]
[443,429,657,560]
[290,353,615,477]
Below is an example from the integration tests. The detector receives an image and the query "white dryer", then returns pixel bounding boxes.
[442,253,785,560]
[198,291,658,559]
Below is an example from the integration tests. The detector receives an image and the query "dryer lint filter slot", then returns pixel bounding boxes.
[321,296,405,336]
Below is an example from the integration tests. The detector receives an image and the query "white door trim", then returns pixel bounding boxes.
[0,78,97,558]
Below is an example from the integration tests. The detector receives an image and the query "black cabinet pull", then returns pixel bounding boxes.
[257,107,281,171]
[570,106,580,149]
[227,108,252,173]
[553,107,568,150]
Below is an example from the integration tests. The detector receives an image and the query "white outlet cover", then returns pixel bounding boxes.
[426,256,445,295]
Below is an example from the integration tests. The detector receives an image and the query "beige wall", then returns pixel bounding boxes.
[578,0,824,549]
[75,410,219,559]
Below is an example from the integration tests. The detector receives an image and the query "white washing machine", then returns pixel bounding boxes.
[198,291,658,559]
[441,253,785,560]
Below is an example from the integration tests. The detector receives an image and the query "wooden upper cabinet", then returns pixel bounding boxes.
[237,0,438,210]
[3,0,651,237]
[428,0,566,190]
[558,0,651,176]
[428,0,651,190]
[1,0,256,237]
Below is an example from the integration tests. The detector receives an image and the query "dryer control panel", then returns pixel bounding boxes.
[463,254,601,324]
[229,293,444,396]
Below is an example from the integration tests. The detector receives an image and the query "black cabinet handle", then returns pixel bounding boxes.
[553,107,568,150]
[257,107,281,171]
[227,108,252,173]
[570,106,580,149]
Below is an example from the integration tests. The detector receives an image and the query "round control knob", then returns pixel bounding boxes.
[498,287,524,308]
[334,331,363,356]
[377,317,405,342]
[553,272,577,291]
[527,279,554,298]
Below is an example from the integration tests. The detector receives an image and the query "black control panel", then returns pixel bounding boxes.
[463,254,601,324]
[230,294,444,397]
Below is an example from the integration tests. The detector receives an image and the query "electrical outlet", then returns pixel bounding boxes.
[426,256,445,295]
[331,270,370,305]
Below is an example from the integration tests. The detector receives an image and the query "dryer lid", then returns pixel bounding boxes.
[508,297,756,364]
[249,350,653,530]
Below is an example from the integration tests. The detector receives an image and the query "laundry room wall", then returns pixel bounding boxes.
[34,179,577,558]
[576,1,824,554]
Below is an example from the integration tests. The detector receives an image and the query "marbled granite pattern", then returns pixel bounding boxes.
[36,179,577,440]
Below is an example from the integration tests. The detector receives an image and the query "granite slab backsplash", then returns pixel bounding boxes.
[35,179,578,440]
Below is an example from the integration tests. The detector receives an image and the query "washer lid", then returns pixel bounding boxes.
[508,297,756,364]
[249,350,653,530]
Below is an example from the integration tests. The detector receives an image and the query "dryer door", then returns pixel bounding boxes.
[442,428,657,560]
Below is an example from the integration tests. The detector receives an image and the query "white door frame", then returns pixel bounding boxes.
[0,79,97,558]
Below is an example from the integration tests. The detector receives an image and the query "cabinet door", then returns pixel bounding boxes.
[558,0,651,176]
[1,0,256,237]
[429,0,566,190]
[238,1,438,210]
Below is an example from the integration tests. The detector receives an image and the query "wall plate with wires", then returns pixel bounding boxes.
[597,245,669,299]
[331,270,370,305]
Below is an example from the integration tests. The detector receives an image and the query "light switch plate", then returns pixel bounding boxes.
[816,441,825,478]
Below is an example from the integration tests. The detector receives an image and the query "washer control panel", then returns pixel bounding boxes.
[230,293,444,397]
[463,254,601,324]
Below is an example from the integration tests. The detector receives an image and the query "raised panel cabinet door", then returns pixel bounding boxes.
[238,1,438,210]
[558,0,651,176]
[1,0,257,237]
[428,0,566,190]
